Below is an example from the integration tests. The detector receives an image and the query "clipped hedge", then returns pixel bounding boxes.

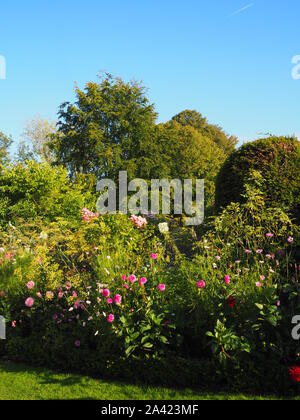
[215,136,300,222]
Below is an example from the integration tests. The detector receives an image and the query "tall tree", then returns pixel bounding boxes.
[17,116,56,163]
[50,74,157,180]
[172,110,237,155]
[0,131,13,166]
[156,121,226,209]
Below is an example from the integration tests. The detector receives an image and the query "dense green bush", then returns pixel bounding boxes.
[0,161,90,226]
[215,136,300,222]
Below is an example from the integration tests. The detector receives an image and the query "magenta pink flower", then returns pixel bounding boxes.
[121,275,127,282]
[224,275,231,285]
[113,294,122,305]
[150,253,158,260]
[158,284,166,292]
[106,298,113,304]
[72,291,78,298]
[102,289,110,298]
[123,284,129,290]
[197,280,206,289]
[74,340,81,348]
[139,277,147,286]
[25,297,34,308]
[26,281,35,290]
[107,314,115,323]
[129,275,137,283]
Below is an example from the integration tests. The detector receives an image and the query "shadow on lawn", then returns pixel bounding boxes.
[1,360,160,400]
[1,360,296,400]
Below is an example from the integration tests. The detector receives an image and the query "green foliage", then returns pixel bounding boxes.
[156,121,226,210]
[0,131,13,166]
[0,161,87,226]
[49,75,229,216]
[50,74,157,180]
[215,136,300,222]
[172,110,237,155]
[0,193,299,393]
[17,116,56,163]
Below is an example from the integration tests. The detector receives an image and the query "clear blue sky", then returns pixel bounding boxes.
[0,0,299,150]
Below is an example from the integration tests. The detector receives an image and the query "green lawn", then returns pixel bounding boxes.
[0,361,298,400]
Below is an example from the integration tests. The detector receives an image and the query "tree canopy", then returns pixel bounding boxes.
[172,110,237,155]
[50,74,157,181]
[0,131,12,166]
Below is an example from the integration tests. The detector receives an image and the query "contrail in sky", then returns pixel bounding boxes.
[230,3,254,17]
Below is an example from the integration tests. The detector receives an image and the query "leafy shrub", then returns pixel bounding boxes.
[215,136,300,222]
[0,161,89,226]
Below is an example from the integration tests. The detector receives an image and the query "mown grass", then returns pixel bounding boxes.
[0,361,298,400]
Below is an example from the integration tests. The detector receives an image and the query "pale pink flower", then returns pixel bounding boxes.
[46,291,54,301]
[74,340,81,348]
[26,281,35,290]
[287,236,294,244]
[130,215,147,229]
[266,233,274,238]
[81,208,99,223]
[36,292,42,299]
[256,282,262,288]
[260,275,265,281]
[129,275,137,283]
[25,297,34,308]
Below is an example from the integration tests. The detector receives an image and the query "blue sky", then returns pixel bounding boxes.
[0,0,299,150]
